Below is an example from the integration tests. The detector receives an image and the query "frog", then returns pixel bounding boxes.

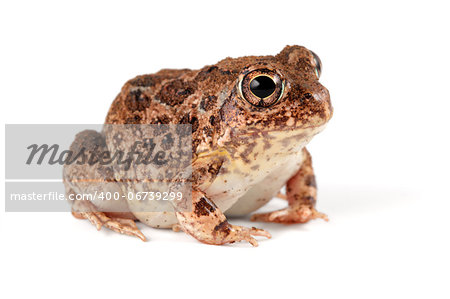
[63,45,333,246]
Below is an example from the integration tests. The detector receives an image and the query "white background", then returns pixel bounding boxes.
[1,0,449,298]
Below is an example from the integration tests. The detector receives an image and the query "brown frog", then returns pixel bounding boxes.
[63,45,333,246]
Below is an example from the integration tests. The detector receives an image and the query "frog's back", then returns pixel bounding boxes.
[105,68,197,125]
[104,61,241,125]
[105,62,246,158]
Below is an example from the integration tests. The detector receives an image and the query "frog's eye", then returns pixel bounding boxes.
[240,69,284,108]
[310,50,322,79]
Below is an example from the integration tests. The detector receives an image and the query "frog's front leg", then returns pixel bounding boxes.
[174,190,271,246]
[251,148,328,224]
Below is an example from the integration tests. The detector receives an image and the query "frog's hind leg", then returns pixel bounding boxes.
[63,129,146,241]
[251,148,328,224]
[71,196,147,241]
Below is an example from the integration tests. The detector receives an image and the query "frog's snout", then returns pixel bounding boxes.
[311,87,333,126]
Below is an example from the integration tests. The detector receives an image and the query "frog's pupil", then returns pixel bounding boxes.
[249,76,276,99]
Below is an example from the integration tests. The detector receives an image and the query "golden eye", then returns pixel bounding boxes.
[240,69,283,108]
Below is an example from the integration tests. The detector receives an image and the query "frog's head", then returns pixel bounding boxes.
[218,45,332,146]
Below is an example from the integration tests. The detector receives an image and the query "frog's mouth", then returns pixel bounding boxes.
[239,123,327,138]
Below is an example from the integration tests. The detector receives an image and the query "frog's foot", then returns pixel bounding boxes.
[179,217,271,247]
[174,190,271,247]
[251,205,328,224]
[224,225,272,247]
[72,200,146,241]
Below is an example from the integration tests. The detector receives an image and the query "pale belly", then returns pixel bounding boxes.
[125,147,304,228]
[96,144,306,228]
[207,147,306,216]
[118,126,320,228]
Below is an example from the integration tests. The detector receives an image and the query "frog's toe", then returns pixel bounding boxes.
[72,200,147,241]
[226,225,271,247]
[171,223,182,232]
[251,206,328,224]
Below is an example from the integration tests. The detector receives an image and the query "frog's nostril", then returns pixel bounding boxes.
[304,93,313,99]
